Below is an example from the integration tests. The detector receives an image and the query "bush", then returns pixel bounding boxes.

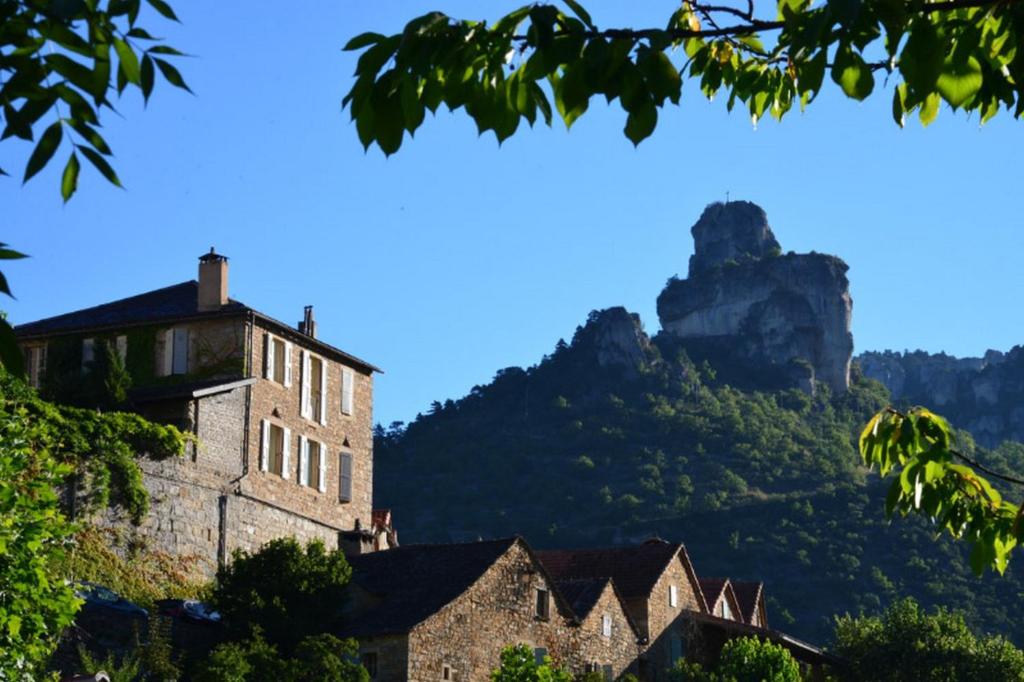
[716,637,801,682]
[490,644,572,682]
[195,632,367,682]
[832,597,1024,681]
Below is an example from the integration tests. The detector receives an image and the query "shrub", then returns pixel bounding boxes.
[715,636,801,682]
[491,644,572,682]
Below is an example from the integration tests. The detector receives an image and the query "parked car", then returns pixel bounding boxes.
[74,582,148,619]
[154,598,222,625]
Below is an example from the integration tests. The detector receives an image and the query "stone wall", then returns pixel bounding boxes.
[572,583,642,680]
[244,320,374,532]
[406,542,578,682]
[642,557,705,682]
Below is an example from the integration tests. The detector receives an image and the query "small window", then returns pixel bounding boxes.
[303,439,324,490]
[309,356,323,420]
[273,337,286,383]
[339,451,353,503]
[171,327,189,374]
[602,613,612,638]
[535,588,550,620]
[269,424,285,476]
[669,584,679,608]
[533,648,548,666]
[24,344,47,388]
[722,599,733,620]
[442,663,453,680]
[115,335,127,364]
[341,367,355,415]
[670,634,685,664]
[360,652,377,678]
[81,338,95,372]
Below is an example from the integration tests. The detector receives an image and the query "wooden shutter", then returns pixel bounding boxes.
[339,452,353,502]
[263,333,273,379]
[260,420,270,472]
[160,329,174,376]
[281,427,291,479]
[319,361,328,425]
[116,335,127,363]
[300,350,311,418]
[172,328,189,374]
[318,445,328,493]
[341,368,354,415]
[299,436,309,486]
[283,342,293,387]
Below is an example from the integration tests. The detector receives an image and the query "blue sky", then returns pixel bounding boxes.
[4,1,1022,427]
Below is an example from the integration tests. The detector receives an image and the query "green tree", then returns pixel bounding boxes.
[343,0,1022,155]
[715,636,801,682]
[210,537,353,655]
[0,403,80,679]
[490,644,573,682]
[832,597,1024,682]
[195,631,368,682]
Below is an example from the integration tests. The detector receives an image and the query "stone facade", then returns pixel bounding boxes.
[570,582,642,680]
[640,556,705,681]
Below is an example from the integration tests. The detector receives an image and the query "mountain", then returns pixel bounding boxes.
[858,347,1024,448]
[373,202,1024,646]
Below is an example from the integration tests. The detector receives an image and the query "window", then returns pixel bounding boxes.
[301,351,328,424]
[300,437,328,492]
[172,328,189,374]
[24,344,46,388]
[535,588,550,620]
[360,653,377,678]
[602,664,613,681]
[533,648,548,666]
[81,337,95,372]
[670,634,685,664]
[722,599,734,620]
[442,663,453,680]
[669,584,678,608]
[339,451,353,502]
[601,613,612,638]
[264,335,292,386]
[341,367,354,415]
[260,420,291,479]
[115,335,127,364]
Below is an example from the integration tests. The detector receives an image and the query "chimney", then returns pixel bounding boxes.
[198,248,229,311]
[298,305,317,339]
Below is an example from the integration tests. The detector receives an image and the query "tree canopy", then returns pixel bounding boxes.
[342,0,1023,154]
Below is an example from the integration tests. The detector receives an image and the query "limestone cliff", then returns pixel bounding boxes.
[570,307,654,379]
[858,347,1024,448]
[657,201,853,393]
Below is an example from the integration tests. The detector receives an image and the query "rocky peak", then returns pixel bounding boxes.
[659,201,853,393]
[689,201,782,276]
[571,307,652,376]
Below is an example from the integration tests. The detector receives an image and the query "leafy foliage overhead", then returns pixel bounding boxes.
[343,0,1023,154]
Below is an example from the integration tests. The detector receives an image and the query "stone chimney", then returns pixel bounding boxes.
[198,248,228,311]
[298,305,317,339]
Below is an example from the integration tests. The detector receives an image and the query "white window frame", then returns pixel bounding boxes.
[260,420,290,478]
[602,613,612,638]
[341,367,354,416]
[300,350,312,419]
[264,334,293,387]
[25,344,47,388]
[669,584,679,608]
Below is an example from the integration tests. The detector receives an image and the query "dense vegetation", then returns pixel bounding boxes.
[375,312,1024,644]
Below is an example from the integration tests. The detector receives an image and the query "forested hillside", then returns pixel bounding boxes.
[374,309,1024,645]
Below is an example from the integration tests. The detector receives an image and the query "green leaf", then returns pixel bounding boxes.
[61,152,80,202]
[798,49,827,99]
[624,99,656,146]
[892,85,906,127]
[77,145,123,187]
[0,319,25,377]
[146,0,180,21]
[141,54,155,103]
[919,92,940,126]
[639,50,681,105]
[555,62,589,128]
[154,58,193,93]
[343,32,387,51]
[562,0,594,30]
[900,20,944,92]
[23,121,63,183]
[114,38,141,85]
[937,56,983,108]
[67,120,112,155]
[832,44,874,100]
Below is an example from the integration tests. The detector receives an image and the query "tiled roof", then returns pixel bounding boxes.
[14,280,381,373]
[698,577,729,611]
[731,580,765,625]
[536,541,691,601]
[14,281,246,337]
[556,578,610,620]
[341,537,518,637]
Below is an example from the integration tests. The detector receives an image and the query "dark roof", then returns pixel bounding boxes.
[731,580,765,625]
[15,282,246,337]
[536,541,705,610]
[685,612,841,668]
[698,578,729,610]
[14,280,381,373]
[341,537,518,637]
[556,578,610,620]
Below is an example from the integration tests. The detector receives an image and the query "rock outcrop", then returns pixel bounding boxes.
[657,201,853,393]
[570,307,653,378]
[858,347,1024,448]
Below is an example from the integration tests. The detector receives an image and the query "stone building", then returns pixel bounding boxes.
[15,250,393,574]
[697,578,742,623]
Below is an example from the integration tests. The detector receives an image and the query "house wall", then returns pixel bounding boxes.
[244,321,374,532]
[642,558,705,682]
[405,543,577,682]
[571,586,641,680]
[357,635,410,682]
[152,317,247,379]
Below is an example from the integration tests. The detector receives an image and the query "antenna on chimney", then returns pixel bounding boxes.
[298,305,317,338]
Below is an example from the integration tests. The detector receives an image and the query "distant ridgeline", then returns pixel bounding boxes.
[374,201,1024,646]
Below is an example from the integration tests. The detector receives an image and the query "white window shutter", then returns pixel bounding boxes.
[264,333,273,380]
[160,329,174,376]
[341,368,354,415]
[319,361,328,425]
[283,342,293,387]
[260,420,270,472]
[300,350,311,418]
[318,445,328,493]
[281,427,291,479]
[299,436,309,486]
